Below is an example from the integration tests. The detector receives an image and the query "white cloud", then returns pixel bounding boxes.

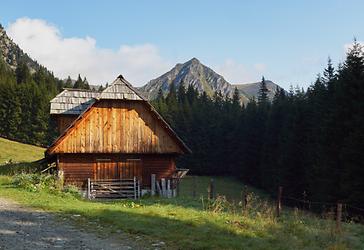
[6,17,172,86]
[214,59,266,84]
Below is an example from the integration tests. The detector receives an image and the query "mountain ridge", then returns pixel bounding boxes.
[138,57,283,102]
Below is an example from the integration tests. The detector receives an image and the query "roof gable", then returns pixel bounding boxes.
[47,99,189,155]
[47,75,191,155]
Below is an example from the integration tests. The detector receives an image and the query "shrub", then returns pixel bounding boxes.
[12,173,58,192]
[63,184,81,198]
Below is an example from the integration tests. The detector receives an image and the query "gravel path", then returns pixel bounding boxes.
[0,198,147,250]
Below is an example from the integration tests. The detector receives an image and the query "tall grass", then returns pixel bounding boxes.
[0,175,363,249]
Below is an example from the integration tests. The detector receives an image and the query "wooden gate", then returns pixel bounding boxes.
[88,178,140,199]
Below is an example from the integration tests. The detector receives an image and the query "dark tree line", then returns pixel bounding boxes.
[153,42,364,208]
[0,59,90,146]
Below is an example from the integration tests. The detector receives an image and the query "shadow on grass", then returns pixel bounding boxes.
[65,207,279,249]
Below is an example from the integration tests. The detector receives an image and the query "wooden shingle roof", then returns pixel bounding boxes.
[50,75,143,115]
[50,89,99,115]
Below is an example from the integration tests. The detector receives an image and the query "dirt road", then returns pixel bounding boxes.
[0,198,147,250]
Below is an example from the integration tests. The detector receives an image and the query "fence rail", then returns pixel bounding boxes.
[87,177,140,199]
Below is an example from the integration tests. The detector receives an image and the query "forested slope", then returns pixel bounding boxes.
[153,41,364,210]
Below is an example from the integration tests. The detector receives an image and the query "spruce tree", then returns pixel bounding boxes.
[258,76,269,105]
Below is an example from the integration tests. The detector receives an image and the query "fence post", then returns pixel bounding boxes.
[133,176,137,199]
[87,178,91,200]
[208,178,214,200]
[241,185,248,209]
[137,180,140,199]
[167,179,171,198]
[336,202,342,233]
[192,176,196,198]
[161,178,166,198]
[151,174,156,196]
[276,186,283,217]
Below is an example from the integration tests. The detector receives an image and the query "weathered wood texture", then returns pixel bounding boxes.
[50,100,184,154]
[58,154,175,188]
[55,115,78,134]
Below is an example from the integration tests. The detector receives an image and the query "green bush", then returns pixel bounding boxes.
[12,173,58,192]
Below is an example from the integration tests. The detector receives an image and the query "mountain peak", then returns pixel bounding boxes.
[187,57,200,64]
[139,58,240,100]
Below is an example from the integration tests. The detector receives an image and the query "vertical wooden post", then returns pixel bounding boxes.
[167,179,171,198]
[137,180,140,199]
[161,178,166,198]
[133,176,137,199]
[336,202,342,233]
[151,174,156,196]
[156,181,161,196]
[276,186,283,217]
[87,178,91,200]
[192,176,196,198]
[208,178,214,200]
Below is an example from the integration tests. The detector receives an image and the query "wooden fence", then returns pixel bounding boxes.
[87,177,140,199]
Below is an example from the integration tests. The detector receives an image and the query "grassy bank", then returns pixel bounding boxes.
[0,137,45,164]
[0,176,363,249]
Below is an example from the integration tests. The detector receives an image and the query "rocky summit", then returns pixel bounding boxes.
[138,57,282,103]
[139,58,246,100]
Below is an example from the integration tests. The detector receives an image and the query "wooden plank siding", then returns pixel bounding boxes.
[55,115,78,134]
[50,100,184,154]
[59,154,175,188]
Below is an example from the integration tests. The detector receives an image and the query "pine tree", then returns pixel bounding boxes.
[73,74,84,89]
[258,76,269,105]
[64,76,73,88]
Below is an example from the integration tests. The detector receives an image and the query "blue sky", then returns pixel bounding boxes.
[1,0,363,88]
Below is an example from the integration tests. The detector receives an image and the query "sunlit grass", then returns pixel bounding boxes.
[0,176,363,249]
[0,137,45,164]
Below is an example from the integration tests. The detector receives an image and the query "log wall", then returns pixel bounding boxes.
[58,153,176,188]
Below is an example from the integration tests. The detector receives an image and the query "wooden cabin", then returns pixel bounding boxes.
[46,75,190,196]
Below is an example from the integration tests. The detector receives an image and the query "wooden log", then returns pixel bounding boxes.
[336,202,342,233]
[161,178,166,198]
[277,186,283,217]
[151,174,156,196]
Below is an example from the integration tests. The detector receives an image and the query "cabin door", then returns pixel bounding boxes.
[118,159,142,181]
[94,159,119,180]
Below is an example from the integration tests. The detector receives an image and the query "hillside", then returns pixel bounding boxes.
[0,137,45,164]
